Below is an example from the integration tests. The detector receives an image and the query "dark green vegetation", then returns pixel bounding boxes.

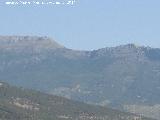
[0,82,152,120]
[0,36,160,119]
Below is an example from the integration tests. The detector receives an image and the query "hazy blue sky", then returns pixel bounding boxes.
[0,0,160,50]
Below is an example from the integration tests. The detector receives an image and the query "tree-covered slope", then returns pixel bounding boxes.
[0,82,152,120]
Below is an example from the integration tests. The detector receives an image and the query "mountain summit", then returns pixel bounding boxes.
[0,36,64,50]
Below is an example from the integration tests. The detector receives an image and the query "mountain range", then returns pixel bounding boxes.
[0,36,160,119]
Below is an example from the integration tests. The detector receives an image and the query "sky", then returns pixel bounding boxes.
[0,0,160,50]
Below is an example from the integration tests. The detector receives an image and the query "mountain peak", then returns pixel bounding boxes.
[115,43,142,49]
[0,36,64,49]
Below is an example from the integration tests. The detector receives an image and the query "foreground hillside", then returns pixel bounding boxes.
[0,82,152,120]
[0,36,160,119]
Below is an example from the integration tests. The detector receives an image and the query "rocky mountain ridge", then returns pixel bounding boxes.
[0,36,160,119]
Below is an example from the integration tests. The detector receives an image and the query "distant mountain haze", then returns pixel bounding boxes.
[0,36,160,119]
